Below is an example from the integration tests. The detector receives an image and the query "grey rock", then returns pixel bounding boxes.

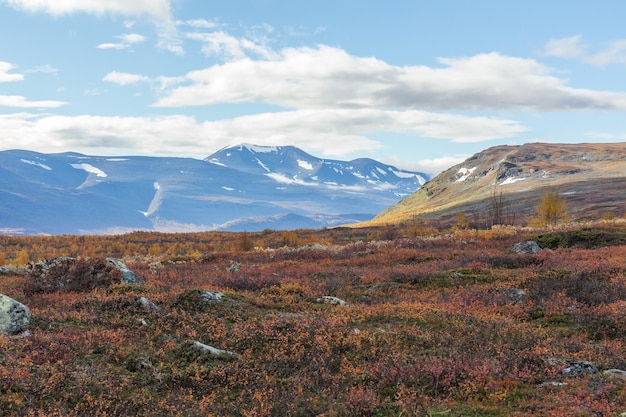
[316,296,347,306]
[0,294,31,335]
[198,290,224,303]
[135,296,161,313]
[504,288,526,304]
[603,369,626,378]
[227,262,241,273]
[562,360,598,377]
[190,341,237,358]
[512,241,541,254]
[106,258,144,284]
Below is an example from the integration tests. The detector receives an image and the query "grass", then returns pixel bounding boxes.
[0,223,625,416]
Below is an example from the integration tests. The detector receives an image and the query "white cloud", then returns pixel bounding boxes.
[103,71,149,85]
[2,0,172,20]
[0,95,67,108]
[545,35,626,67]
[154,47,626,111]
[584,131,626,140]
[3,0,181,54]
[381,154,468,176]
[0,61,24,82]
[184,30,276,61]
[24,64,58,74]
[97,32,146,50]
[182,19,219,29]
[0,108,523,160]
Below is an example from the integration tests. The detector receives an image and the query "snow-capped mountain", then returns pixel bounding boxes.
[0,145,427,234]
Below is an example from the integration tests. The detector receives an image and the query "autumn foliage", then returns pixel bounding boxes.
[0,222,625,416]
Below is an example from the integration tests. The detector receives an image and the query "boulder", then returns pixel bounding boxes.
[562,360,598,377]
[190,341,238,358]
[512,241,541,254]
[316,296,347,306]
[135,296,161,313]
[503,288,526,305]
[604,369,626,378]
[173,289,225,312]
[0,294,31,335]
[106,258,144,284]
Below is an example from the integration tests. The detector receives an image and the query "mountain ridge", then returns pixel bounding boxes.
[0,145,427,235]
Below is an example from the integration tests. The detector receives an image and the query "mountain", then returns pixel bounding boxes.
[369,142,626,227]
[0,145,427,234]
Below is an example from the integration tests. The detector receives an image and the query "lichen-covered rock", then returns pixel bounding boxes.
[562,360,598,377]
[0,294,31,335]
[106,258,144,284]
[503,288,526,305]
[316,296,347,306]
[189,341,237,358]
[512,241,541,254]
[172,289,225,312]
[135,296,161,313]
[604,369,626,378]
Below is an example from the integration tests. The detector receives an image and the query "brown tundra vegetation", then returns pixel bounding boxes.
[1,221,625,416]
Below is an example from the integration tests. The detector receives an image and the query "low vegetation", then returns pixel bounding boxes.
[1,221,625,416]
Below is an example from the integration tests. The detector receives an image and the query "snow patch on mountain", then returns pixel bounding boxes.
[207,158,226,167]
[70,163,107,178]
[242,144,277,153]
[266,173,318,187]
[256,158,270,172]
[500,177,526,186]
[21,159,52,170]
[456,167,476,182]
[298,159,314,170]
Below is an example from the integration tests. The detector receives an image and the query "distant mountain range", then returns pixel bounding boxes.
[0,144,427,234]
[369,142,626,227]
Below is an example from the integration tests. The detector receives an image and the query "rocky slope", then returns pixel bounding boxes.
[370,142,626,226]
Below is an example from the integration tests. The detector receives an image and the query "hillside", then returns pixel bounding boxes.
[370,142,626,227]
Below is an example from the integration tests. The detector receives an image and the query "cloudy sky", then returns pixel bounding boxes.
[1,0,625,175]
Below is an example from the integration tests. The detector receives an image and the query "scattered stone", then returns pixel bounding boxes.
[173,289,225,312]
[0,294,31,335]
[503,288,526,305]
[199,290,224,302]
[299,242,327,251]
[539,381,568,387]
[0,266,15,275]
[512,241,541,254]
[227,262,241,273]
[189,341,238,358]
[604,369,626,378]
[135,296,161,313]
[562,360,598,377]
[106,258,145,284]
[316,296,347,306]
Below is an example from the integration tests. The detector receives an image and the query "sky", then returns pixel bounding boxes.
[1,1,626,176]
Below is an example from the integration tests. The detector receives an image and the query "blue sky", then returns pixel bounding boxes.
[1,0,626,175]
